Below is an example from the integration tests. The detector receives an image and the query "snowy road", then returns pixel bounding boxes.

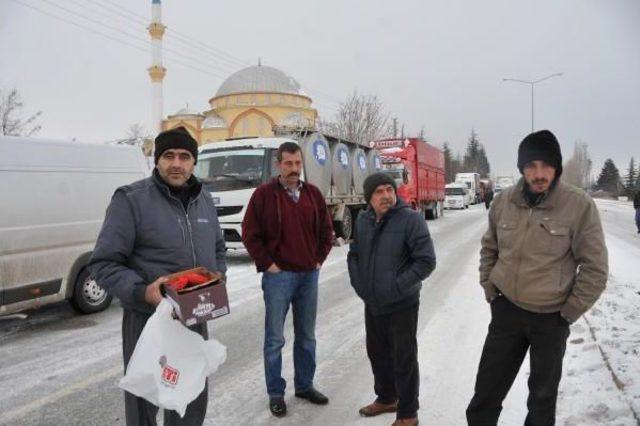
[0,201,638,425]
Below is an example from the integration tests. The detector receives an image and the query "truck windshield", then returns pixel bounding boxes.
[383,169,405,186]
[446,188,465,196]
[195,149,266,192]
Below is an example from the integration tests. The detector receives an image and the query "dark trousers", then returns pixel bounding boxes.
[466,296,570,426]
[365,303,420,419]
[635,208,640,232]
[122,309,209,426]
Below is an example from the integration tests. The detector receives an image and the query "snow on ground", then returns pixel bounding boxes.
[0,202,638,425]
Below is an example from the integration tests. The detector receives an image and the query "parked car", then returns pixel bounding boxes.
[0,136,150,316]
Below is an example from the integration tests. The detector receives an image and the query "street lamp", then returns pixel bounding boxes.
[503,72,563,133]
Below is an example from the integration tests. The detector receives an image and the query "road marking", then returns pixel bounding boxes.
[0,365,122,424]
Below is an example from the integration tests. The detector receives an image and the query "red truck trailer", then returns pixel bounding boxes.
[371,138,446,219]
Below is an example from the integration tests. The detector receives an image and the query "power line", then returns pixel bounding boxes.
[68,0,344,108]
[11,0,346,115]
[80,0,248,73]
[9,0,227,83]
[36,0,233,80]
[100,0,250,69]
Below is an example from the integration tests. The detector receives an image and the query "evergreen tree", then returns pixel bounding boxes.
[595,159,622,196]
[478,146,491,178]
[624,157,637,196]
[463,129,481,172]
[443,142,455,183]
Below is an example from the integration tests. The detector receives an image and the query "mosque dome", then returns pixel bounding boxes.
[168,106,203,118]
[215,65,302,97]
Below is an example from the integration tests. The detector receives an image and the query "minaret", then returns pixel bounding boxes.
[147,0,166,134]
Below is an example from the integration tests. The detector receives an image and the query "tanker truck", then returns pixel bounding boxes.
[194,131,383,248]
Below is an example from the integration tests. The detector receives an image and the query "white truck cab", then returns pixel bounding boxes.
[445,182,469,209]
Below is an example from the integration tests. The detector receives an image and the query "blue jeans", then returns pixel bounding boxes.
[262,269,319,398]
[636,208,640,232]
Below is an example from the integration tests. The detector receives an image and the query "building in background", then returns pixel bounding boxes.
[162,64,318,144]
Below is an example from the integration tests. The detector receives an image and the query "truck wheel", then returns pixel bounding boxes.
[334,207,353,240]
[425,205,436,220]
[69,268,113,314]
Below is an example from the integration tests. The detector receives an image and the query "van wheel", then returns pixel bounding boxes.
[70,268,112,314]
[334,207,353,240]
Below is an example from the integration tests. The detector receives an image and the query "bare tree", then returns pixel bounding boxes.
[323,91,393,146]
[110,123,154,156]
[0,88,42,136]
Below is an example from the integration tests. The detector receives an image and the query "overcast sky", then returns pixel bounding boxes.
[1,0,638,177]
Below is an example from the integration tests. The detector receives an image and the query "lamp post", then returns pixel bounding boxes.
[503,72,563,133]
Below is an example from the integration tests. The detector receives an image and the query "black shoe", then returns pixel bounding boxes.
[269,397,287,417]
[295,388,329,405]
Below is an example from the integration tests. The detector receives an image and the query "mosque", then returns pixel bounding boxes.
[161,64,318,144]
[146,1,316,146]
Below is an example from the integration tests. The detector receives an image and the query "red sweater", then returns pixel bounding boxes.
[242,178,334,272]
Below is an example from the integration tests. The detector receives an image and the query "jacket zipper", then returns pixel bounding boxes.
[185,198,198,267]
[167,191,198,267]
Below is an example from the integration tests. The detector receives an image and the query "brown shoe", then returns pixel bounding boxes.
[358,400,398,417]
[391,418,419,426]
[391,417,418,426]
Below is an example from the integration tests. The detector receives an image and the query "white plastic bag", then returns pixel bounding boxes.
[119,299,226,417]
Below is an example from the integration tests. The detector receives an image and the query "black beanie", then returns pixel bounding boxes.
[364,172,397,204]
[517,130,562,177]
[154,126,199,164]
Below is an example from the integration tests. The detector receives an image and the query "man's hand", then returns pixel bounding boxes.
[267,263,281,273]
[316,262,321,270]
[145,276,168,306]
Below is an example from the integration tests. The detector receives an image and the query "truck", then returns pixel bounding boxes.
[0,136,150,316]
[479,178,494,201]
[495,175,516,195]
[444,182,469,209]
[373,138,446,219]
[194,131,383,248]
[455,172,481,204]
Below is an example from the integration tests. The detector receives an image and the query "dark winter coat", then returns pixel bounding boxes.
[89,171,227,315]
[347,199,436,315]
[634,191,640,209]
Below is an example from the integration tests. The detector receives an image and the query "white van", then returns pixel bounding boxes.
[445,183,469,209]
[0,136,150,316]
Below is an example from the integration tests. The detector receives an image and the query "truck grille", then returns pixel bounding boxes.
[223,229,242,242]
[216,206,243,217]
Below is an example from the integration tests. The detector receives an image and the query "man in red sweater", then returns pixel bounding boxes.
[242,142,334,418]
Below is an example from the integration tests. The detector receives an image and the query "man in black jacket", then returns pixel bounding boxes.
[347,173,436,426]
[89,126,226,426]
[634,190,640,234]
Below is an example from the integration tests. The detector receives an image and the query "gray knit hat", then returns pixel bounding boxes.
[363,172,397,204]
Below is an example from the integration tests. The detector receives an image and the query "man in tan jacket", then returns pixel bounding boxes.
[466,130,608,426]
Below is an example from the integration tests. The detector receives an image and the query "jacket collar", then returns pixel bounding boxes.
[152,168,202,202]
[510,177,562,210]
[365,198,408,222]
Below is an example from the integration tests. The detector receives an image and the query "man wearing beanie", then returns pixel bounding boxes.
[467,130,608,425]
[348,172,436,426]
[89,126,227,425]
